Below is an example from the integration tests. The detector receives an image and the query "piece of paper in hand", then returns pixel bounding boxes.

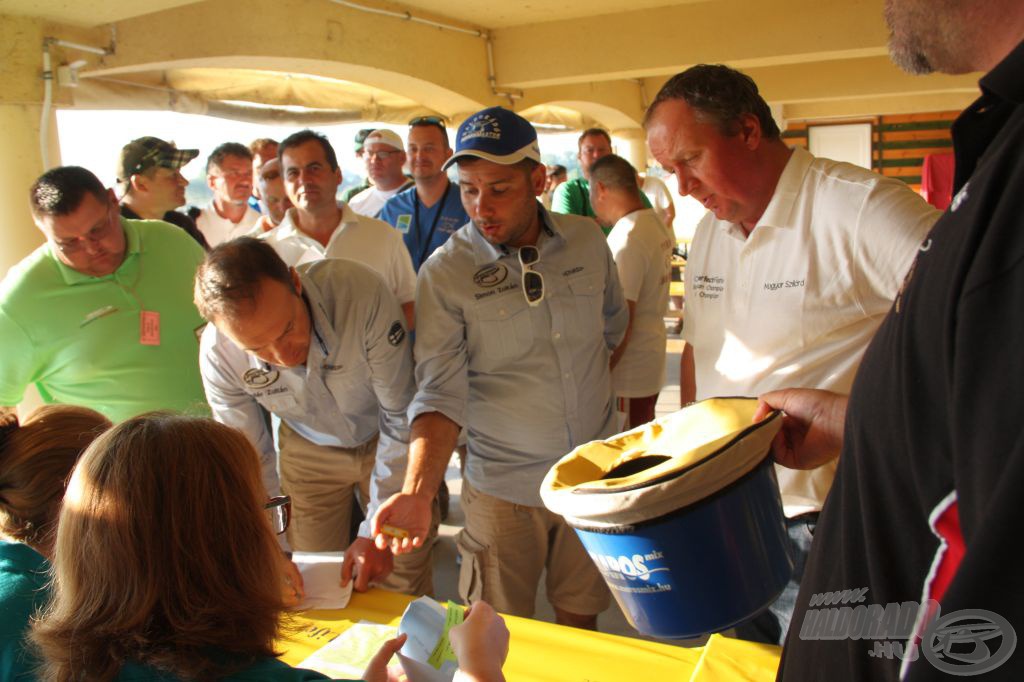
[397,596,462,682]
[292,551,353,610]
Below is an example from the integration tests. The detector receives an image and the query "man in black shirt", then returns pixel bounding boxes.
[117,136,209,250]
[761,1,1024,680]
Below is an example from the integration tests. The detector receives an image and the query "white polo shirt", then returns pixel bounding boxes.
[195,200,260,247]
[607,208,674,397]
[348,182,411,219]
[684,146,939,515]
[261,203,417,304]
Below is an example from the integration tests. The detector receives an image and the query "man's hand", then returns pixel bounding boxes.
[451,601,509,682]
[280,554,305,608]
[371,491,433,555]
[341,536,394,592]
[755,388,848,470]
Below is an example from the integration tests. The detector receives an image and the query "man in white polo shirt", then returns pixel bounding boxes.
[191,142,261,246]
[261,129,416,330]
[589,154,674,429]
[645,64,940,644]
[348,130,414,219]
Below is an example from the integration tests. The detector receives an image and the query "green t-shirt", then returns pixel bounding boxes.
[0,218,209,422]
[341,180,371,203]
[0,542,48,681]
[550,177,653,236]
[118,657,356,681]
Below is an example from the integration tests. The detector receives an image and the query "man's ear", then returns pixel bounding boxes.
[289,267,303,296]
[738,113,763,150]
[530,162,546,197]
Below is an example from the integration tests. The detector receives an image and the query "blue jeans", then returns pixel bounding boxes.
[731,513,817,645]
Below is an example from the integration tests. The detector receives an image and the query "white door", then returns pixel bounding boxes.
[808,123,872,169]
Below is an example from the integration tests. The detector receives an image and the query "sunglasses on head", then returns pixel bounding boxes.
[409,116,447,129]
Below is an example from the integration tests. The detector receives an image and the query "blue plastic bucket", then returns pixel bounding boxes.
[540,398,793,639]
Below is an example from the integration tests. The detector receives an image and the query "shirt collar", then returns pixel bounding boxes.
[979,39,1024,105]
[53,216,142,286]
[746,146,811,233]
[469,202,561,265]
[298,270,337,362]
[274,202,357,249]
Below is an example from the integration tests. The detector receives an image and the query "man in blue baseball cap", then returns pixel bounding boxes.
[372,106,628,630]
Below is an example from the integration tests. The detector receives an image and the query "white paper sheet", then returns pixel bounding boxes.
[298,621,398,678]
[292,551,353,610]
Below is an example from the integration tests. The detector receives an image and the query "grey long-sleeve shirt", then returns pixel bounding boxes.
[200,258,415,537]
[409,207,628,507]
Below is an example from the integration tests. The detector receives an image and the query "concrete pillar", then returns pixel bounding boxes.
[613,128,647,172]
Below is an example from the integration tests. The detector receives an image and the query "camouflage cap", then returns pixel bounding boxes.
[117,136,199,182]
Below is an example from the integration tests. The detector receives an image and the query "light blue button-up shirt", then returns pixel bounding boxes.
[409,206,628,506]
[200,259,415,537]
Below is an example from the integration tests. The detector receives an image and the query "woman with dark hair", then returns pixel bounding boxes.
[0,405,112,680]
[31,413,508,681]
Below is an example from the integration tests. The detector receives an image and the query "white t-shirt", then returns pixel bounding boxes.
[348,183,409,219]
[607,208,674,397]
[641,175,675,228]
[684,146,939,515]
[195,200,260,247]
[261,203,416,304]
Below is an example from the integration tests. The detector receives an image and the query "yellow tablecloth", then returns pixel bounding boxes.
[278,590,781,681]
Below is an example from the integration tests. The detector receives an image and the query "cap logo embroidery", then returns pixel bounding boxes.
[461,114,502,142]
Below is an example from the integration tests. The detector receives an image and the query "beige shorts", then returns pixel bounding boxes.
[457,479,610,618]
[277,421,436,596]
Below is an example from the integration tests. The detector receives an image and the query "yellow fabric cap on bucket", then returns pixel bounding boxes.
[540,397,781,528]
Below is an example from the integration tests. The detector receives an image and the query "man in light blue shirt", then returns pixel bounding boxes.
[196,237,434,596]
[379,117,468,271]
[373,107,628,629]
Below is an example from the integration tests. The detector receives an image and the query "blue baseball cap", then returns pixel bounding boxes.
[443,107,542,170]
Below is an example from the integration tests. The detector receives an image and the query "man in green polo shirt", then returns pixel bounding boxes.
[550,128,653,236]
[0,166,209,423]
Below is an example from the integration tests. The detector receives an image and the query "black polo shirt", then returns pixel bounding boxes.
[119,204,210,251]
[779,40,1024,681]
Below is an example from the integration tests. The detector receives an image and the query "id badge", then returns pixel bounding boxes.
[140,310,161,346]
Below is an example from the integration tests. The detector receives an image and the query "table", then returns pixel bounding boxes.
[278,589,781,681]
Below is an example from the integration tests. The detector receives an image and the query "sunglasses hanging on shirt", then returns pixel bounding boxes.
[518,245,544,307]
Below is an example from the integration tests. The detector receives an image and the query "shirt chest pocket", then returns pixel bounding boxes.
[565,272,604,338]
[470,296,534,361]
[322,363,371,408]
[257,390,300,416]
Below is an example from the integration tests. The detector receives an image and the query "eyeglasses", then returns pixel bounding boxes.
[264,495,292,535]
[364,149,402,161]
[409,116,447,129]
[518,245,544,307]
[52,204,118,255]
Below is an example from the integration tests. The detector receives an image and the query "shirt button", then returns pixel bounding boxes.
[563,373,570,379]
[554,332,561,339]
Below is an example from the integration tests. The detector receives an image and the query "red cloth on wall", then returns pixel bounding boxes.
[920,152,955,210]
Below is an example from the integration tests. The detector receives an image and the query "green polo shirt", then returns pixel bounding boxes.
[550,177,653,236]
[0,217,209,422]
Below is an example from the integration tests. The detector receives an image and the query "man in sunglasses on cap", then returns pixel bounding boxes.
[379,117,468,271]
[373,107,628,630]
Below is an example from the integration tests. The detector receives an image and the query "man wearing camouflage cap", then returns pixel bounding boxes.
[117,136,208,249]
